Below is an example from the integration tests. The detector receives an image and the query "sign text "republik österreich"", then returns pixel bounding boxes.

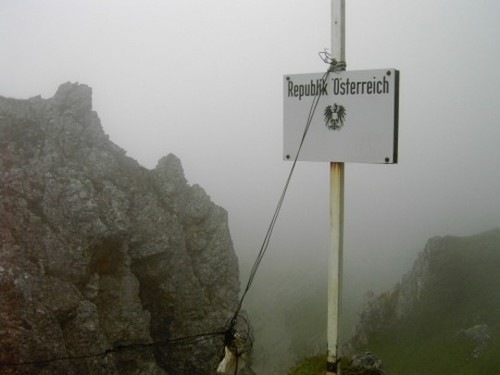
[287,75,390,100]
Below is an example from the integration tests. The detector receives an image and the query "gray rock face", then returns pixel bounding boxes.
[347,352,384,375]
[347,239,434,349]
[0,83,243,374]
[458,324,491,359]
[347,229,500,357]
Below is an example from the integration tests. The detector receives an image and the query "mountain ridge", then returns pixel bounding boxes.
[0,82,249,374]
[346,228,500,373]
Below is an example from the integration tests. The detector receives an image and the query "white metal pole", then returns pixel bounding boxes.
[327,162,344,373]
[331,0,346,65]
[327,1,345,374]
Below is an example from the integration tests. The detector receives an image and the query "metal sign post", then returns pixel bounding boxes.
[282,1,399,373]
[327,161,344,374]
[327,1,345,374]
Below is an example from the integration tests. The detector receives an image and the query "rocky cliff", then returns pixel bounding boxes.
[0,83,244,374]
[347,229,500,373]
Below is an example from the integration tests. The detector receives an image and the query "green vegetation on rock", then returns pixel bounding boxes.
[349,230,500,374]
[287,354,326,375]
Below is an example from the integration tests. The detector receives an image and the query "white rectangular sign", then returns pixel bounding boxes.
[283,69,399,163]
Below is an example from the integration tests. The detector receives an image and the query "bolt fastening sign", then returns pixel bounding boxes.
[283,69,399,163]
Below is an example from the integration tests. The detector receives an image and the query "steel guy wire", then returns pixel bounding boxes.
[229,65,338,328]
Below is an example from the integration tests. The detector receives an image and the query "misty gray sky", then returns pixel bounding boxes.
[2,0,500,298]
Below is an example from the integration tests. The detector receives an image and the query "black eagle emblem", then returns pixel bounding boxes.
[324,104,346,131]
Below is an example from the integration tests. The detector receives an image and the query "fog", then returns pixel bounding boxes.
[2,0,500,371]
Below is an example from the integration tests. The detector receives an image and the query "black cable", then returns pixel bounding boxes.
[225,60,346,375]
[319,50,347,72]
[229,64,338,330]
[0,329,226,368]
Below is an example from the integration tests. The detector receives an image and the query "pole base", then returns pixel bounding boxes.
[326,360,338,374]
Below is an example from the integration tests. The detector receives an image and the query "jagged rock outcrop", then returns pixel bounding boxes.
[346,229,500,372]
[347,237,435,349]
[458,324,491,359]
[349,229,500,350]
[345,352,384,375]
[0,83,247,374]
